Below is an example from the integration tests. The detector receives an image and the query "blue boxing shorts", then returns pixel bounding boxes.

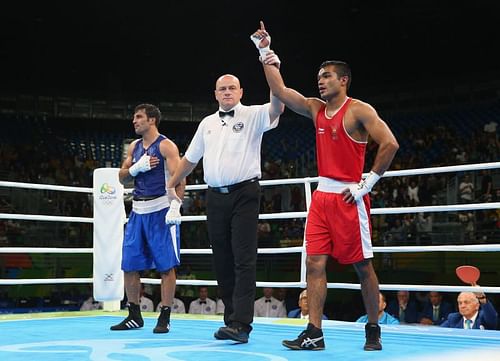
[121,206,180,272]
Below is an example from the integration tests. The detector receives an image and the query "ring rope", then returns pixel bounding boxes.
[1,161,499,192]
[2,200,500,224]
[2,243,500,255]
[1,161,499,294]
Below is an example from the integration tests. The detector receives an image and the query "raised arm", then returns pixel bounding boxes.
[251,21,321,121]
[269,91,285,123]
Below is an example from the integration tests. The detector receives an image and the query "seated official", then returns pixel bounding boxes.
[80,296,103,311]
[357,292,399,325]
[418,291,453,325]
[387,290,419,324]
[216,298,225,315]
[441,290,497,330]
[288,290,328,320]
[254,287,287,318]
[140,295,154,312]
[156,297,186,313]
[188,286,216,315]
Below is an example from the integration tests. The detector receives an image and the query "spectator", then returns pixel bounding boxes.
[483,120,498,134]
[458,175,474,203]
[275,287,296,314]
[407,180,420,205]
[254,287,287,318]
[479,169,493,202]
[387,291,419,324]
[257,220,272,243]
[357,292,399,325]
[287,290,328,320]
[441,290,497,329]
[458,212,475,241]
[416,212,433,243]
[418,291,453,325]
[188,286,216,315]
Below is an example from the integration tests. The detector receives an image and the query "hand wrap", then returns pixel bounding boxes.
[165,188,182,225]
[129,154,151,177]
[348,171,381,202]
[250,33,271,59]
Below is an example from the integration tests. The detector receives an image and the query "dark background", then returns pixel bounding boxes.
[1,0,499,104]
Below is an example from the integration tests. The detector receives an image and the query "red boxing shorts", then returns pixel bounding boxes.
[305,188,373,264]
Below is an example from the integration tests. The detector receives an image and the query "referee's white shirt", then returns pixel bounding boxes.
[184,102,279,187]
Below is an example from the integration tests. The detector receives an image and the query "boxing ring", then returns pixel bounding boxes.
[1,162,500,360]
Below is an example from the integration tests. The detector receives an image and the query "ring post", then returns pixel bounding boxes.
[93,168,125,311]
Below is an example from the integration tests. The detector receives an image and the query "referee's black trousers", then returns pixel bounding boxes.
[207,181,260,332]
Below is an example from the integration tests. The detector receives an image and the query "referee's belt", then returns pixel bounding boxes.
[209,177,259,194]
[132,194,163,201]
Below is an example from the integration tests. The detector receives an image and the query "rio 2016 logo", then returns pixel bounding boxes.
[100,183,116,195]
[98,183,118,205]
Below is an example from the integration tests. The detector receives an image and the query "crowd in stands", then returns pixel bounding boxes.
[1,101,499,319]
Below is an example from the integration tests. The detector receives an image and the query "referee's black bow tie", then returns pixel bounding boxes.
[265,299,272,303]
[199,300,206,304]
[219,110,234,117]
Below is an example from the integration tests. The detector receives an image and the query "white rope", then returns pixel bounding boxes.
[140,278,500,294]
[176,247,305,255]
[0,181,92,193]
[330,283,500,294]
[0,247,93,253]
[2,276,498,294]
[0,213,93,223]
[2,244,500,254]
[371,202,500,214]
[375,244,500,253]
[2,200,499,224]
[3,161,498,193]
[0,278,93,285]
[183,245,500,254]
[382,162,500,177]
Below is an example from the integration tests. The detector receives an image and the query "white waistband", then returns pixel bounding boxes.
[132,195,169,214]
[317,177,357,194]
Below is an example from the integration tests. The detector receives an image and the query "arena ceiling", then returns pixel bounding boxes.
[1,1,499,104]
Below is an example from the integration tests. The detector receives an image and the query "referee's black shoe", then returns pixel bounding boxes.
[110,303,144,330]
[214,326,249,343]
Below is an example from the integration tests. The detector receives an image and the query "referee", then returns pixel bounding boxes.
[166,73,284,343]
